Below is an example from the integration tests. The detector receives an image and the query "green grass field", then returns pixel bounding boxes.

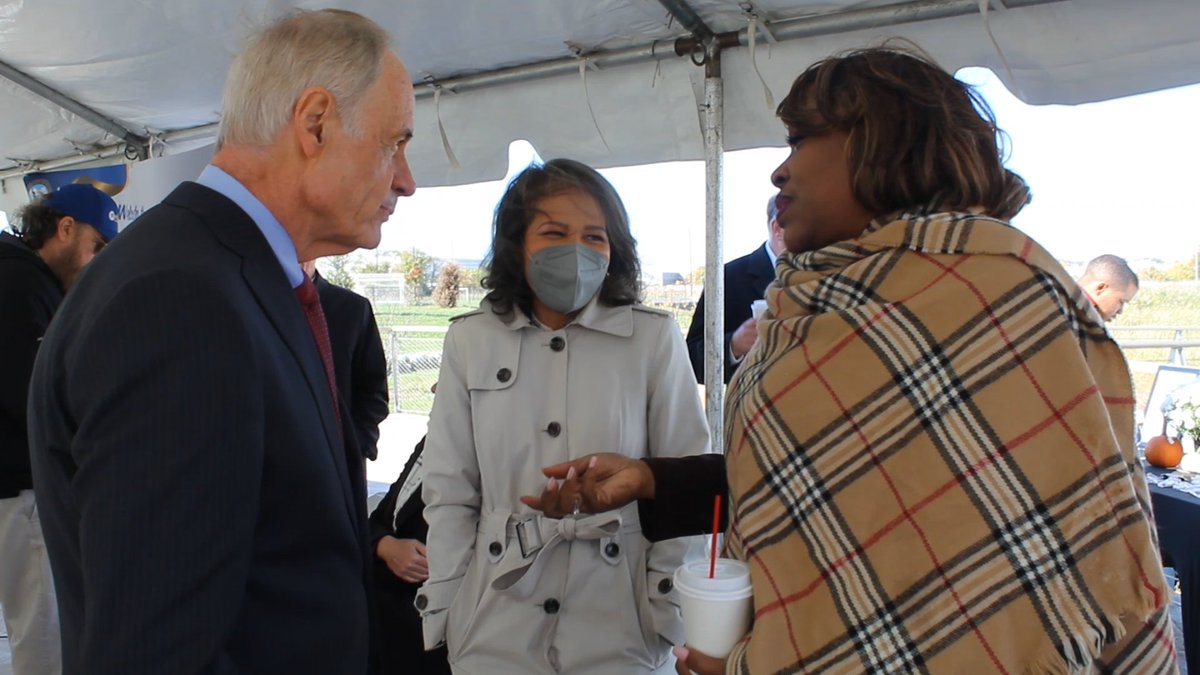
[373,302,477,413]
[1111,282,1200,333]
[373,303,477,327]
[1107,282,1200,411]
[375,282,1200,414]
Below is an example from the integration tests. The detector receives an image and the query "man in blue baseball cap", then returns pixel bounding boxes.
[0,181,118,675]
[15,183,119,289]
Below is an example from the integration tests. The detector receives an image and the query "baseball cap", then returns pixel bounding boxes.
[42,184,120,242]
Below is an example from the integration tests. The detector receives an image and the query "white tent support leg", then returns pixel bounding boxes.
[702,42,725,449]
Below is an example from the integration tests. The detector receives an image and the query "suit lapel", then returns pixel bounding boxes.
[749,245,775,289]
[164,183,359,531]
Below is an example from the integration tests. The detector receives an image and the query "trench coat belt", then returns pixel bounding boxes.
[489,510,624,598]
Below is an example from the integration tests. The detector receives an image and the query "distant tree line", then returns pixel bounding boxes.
[1141,258,1198,282]
[321,250,485,306]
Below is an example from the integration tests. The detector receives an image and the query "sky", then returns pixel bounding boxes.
[311,69,1192,280]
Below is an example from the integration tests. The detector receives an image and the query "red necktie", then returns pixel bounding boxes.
[294,276,343,432]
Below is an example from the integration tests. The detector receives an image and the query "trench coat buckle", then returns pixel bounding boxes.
[515,517,545,558]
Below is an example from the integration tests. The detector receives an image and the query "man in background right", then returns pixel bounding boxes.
[1077,254,1139,322]
[685,194,785,384]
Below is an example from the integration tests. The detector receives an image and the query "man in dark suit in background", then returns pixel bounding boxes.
[302,260,390,461]
[685,195,785,384]
[27,9,415,674]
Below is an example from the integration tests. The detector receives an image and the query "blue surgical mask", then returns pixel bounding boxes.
[527,244,609,314]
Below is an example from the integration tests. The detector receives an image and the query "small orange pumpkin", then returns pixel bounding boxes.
[1145,435,1184,469]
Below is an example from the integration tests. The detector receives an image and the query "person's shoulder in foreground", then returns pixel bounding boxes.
[26,9,416,674]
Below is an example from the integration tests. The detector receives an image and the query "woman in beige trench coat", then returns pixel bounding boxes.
[417,159,711,675]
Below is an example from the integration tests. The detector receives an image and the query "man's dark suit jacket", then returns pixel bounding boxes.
[685,244,775,384]
[28,182,370,674]
[313,272,389,461]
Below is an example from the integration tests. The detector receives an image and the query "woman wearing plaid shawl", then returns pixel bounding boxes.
[529,45,1178,674]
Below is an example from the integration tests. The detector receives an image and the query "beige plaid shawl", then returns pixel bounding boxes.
[724,210,1177,674]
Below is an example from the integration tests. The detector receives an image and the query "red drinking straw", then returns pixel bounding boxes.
[709,494,722,579]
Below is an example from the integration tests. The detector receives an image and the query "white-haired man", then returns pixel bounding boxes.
[27,9,415,674]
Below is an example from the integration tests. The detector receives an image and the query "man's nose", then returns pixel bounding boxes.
[392,155,416,197]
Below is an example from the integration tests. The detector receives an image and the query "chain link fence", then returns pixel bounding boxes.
[382,326,446,414]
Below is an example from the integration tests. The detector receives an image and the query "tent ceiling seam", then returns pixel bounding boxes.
[408,0,1066,100]
[0,0,1073,180]
[0,58,148,160]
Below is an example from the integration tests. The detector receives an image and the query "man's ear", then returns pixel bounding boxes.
[1094,281,1110,294]
[293,86,335,158]
[55,216,76,241]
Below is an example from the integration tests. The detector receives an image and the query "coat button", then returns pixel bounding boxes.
[489,542,502,556]
[546,422,561,437]
[604,542,620,557]
[550,336,565,352]
[415,594,428,610]
[543,598,560,614]
[496,368,511,382]
[657,578,673,594]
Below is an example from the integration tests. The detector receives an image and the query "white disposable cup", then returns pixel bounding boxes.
[673,559,754,659]
[750,299,768,320]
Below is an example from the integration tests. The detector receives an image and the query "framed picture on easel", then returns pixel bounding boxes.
[1143,365,1200,440]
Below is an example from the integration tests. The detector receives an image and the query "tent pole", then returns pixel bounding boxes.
[702,40,725,450]
[0,58,148,160]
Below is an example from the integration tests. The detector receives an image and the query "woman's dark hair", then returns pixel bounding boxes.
[777,43,1031,221]
[12,201,65,250]
[481,158,642,314]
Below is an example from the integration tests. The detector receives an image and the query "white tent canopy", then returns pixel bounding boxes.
[1,0,1199,186]
[3,0,1199,437]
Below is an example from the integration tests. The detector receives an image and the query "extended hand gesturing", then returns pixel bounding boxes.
[519,453,656,517]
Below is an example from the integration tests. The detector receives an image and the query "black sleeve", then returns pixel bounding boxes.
[637,454,728,541]
[686,291,741,385]
[0,263,58,441]
[721,326,739,385]
[368,437,426,547]
[684,291,706,384]
[368,477,403,548]
[350,305,389,460]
